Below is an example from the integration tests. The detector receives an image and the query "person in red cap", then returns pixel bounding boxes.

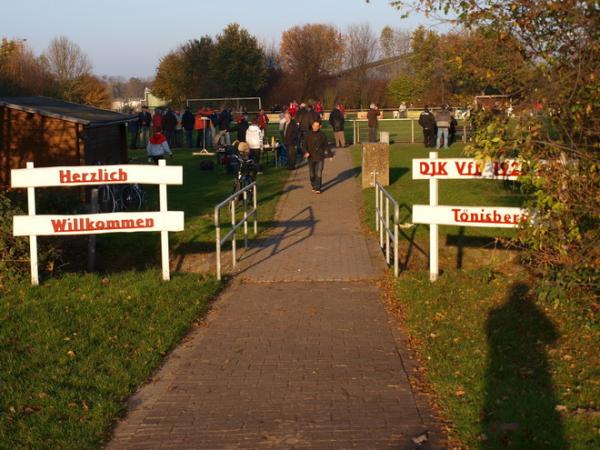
[146,130,172,164]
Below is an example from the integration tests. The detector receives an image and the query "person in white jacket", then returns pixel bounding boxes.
[146,131,172,164]
[245,123,263,166]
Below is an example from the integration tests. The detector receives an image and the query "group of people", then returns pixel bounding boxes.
[131,99,460,189]
[276,100,341,193]
[418,105,459,149]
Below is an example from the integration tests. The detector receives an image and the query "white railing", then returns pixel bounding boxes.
[214,183,257,280]
[374,177,400,277]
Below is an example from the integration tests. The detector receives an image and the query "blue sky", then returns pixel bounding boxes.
[1,0,446,78]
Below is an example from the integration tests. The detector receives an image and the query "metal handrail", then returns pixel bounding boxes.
[374,177,400,277]
[214,182,257,280]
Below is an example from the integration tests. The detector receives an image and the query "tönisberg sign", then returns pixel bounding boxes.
[411,154,527,281]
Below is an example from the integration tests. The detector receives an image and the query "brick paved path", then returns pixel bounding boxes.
[107,149,443,449]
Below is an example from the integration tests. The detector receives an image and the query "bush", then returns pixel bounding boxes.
[0,191,60,287]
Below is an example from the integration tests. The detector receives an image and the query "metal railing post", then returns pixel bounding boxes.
[253,184,258,235]
[374,174,379,232]
[215,208,221,280]
[394,205,399,277]
[231,198,236,268]
[379,188,384,249]
[411,119,415,143]
[243,190,248,249]
[385,197,390,264]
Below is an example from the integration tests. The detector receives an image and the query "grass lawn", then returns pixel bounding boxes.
[352,143,599,449]
[395,270,599,449]
[0,144,291,448]
[0,271,221,449]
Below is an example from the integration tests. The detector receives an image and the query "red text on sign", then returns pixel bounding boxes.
[451,208,527,225]
[59,168,128,184]
[51,217,154,233]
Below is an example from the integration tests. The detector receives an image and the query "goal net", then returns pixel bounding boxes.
[186,97,262,114]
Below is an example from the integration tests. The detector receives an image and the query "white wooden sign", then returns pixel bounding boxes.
[412,205,527,228]
[11,161,183,285]
[11,164,182,187]
[14,212,184,236]
[412,152,526,282]
[412,158,521,180]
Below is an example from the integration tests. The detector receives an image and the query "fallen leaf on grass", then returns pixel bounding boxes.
[555,404,568,412]
[66,350,76,358]
[412,432,428,445]
[455,390,466,397]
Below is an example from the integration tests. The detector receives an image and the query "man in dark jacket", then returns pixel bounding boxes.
[367,104,379,142]
[218,108,232,145]
[237,114,249,142]
[329,104,345,148]
[181,107,195,148]
[282,111,299,170]
[304,119,333,193]
[161,108,177,148]
[418,105,436,147]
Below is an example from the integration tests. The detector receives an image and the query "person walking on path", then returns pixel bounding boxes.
[138,106,152,148]
[418,105,436,148]
[435,105,452,149]
[304,120,333,193]
[329,104,346,148]
[282,111,299,170]
[181,107,195,148]
[367,103,379,142]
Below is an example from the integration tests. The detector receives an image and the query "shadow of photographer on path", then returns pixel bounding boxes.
[483,282,566,449]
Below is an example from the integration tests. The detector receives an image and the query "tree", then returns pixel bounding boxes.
[280,24,345,99]
[71,74,111,108]
[210,24,265,96]
[152,25,265,103]
[181,36,215,98]
[41,36,92,99]
[0,38,56,96]
[380,26,411,59]
[387,73,424,105]
[344,23,380,106]
[152,51,187,105]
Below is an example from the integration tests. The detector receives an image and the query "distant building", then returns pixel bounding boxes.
[143,88,168,110]
[111,98,144,113]
[0,96,136,186]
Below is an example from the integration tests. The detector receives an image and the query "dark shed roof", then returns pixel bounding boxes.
[0,96,136,127]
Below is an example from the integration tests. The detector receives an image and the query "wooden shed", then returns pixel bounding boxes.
[0,96,136,186]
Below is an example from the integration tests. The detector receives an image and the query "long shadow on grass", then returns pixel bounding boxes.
[446,227,512,269]
[483,283,566,449]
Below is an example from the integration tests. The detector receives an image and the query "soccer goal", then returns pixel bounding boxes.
[186,97,262,113]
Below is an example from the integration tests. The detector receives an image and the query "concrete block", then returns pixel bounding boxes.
[362,143,389,188]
